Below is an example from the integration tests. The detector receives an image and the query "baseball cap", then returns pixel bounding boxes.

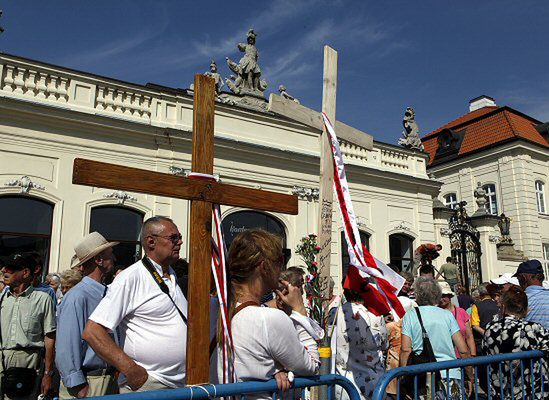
[4,253,36,271]
[439,281,454,296]
[513,260,543,277]
[490,273,520,286]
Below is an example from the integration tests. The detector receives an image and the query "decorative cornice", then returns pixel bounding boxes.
[394,221,412,232]
[103,190,136,204]
[4,175,45,193]
[291,185,319,201]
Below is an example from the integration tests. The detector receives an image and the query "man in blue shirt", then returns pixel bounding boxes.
[514,259,549,329]
[28,252,57,308]
[55,232,118,399]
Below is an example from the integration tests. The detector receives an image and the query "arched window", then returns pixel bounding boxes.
[0,196,54,274]
[483,184,498,215]
[341,231,370,278]
[535,181,546,214]
[221,211,289,262]
[90,206,144,268]
[389,233,414,273]
[444,193,458,209]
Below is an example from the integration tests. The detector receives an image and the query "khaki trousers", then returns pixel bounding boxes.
[119,375,171,394]
[0,349,42,400]
[59,373,118,399]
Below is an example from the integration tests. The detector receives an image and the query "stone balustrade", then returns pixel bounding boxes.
[0,53,430,179]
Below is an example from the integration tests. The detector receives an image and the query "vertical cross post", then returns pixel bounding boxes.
[186,74,216,384]
[317,46,338,293]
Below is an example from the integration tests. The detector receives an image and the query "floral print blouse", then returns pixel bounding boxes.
[482,315,548,399]
[334,302,388,400]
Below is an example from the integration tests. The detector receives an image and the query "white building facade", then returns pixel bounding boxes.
[424,96,549,281]
[0,53,441,288]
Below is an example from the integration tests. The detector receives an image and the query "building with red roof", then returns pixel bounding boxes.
[423,96,549,279]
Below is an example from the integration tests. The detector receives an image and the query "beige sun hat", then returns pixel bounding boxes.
[439,281,454,296]
[72,232,118,268]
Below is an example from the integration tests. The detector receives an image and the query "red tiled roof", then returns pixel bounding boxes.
[422,106,548,165]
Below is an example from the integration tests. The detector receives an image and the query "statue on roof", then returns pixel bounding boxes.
[278,85,300,104]
[225,29,267,96]
[204,60,224,95]
[398,107,424,151]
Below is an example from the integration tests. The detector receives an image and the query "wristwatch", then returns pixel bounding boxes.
[43,370,54,377]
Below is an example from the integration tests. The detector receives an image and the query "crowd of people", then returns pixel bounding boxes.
[0,218,547,400]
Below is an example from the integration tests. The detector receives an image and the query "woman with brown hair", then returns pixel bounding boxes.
[227,229,318,397]
[482,286,548,399]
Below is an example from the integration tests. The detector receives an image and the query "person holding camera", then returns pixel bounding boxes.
[0,253,56,400]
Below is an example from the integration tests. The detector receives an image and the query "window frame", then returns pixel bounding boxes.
[389,233,415,273]
[443,193,458,209]
[535,180,546,214]
[341,230,371,278]
[482,184,498,215]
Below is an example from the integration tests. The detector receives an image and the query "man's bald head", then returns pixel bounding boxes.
[140,216,174,247]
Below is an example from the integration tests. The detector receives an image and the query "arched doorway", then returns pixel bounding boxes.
[90,206,144,268]
[0,196,54,275]
[221,211,289,262]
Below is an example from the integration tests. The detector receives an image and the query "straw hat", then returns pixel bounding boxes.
[72,232,118,268]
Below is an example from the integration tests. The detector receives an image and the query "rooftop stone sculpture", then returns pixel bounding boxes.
[398,107,424,151]
[225,29,267,97]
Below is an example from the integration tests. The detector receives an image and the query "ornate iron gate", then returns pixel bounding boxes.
[448,202,482,292]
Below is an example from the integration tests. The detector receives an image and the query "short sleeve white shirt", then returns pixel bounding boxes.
[89,258,188,388]
[231,305,317,399]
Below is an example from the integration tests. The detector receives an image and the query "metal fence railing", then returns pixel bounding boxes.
[85,374,360,400]
[372,350,546,400]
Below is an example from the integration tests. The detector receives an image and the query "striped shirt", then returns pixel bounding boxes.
[525,285,549,329]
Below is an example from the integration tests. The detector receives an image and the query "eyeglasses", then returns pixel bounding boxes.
[150,234,183,245]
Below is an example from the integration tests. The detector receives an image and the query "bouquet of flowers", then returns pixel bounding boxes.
[295,234,325,325]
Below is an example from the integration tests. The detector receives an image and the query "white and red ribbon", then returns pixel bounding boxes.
[321,113,405,318]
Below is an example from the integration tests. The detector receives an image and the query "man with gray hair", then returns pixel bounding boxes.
[84,216,187,393]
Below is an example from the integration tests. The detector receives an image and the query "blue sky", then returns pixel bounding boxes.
[2,1,549,143]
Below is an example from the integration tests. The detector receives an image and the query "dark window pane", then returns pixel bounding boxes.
[112,242,141,269]
[0,235,51,278]
[222,211,286,248]
[389,234,414,274]
[221,211,288,262]
[341,231,370,278]
[90,206,143,269]
[0,197,53,235]
[90,207,143,242]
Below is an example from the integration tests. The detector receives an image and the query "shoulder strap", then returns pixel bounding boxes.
[142,257,187,325]
[415,307,428,338]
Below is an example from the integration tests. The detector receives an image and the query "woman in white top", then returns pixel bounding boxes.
[227,229,319,398]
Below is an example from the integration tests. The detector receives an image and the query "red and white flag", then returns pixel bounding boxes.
[322,113,405,318]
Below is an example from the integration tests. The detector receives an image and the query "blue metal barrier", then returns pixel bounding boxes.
[86,374,360,400]
[372,350,546,400]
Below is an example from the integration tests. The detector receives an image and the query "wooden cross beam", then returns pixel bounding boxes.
[72,75,299,384]
[268,46,373,295]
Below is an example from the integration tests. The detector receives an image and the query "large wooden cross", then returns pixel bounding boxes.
[72,75,299,384]
[268,46,373,295]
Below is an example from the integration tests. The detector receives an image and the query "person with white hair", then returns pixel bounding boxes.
[400,277,474,398]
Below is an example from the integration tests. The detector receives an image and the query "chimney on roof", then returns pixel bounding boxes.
[469,95,496,112]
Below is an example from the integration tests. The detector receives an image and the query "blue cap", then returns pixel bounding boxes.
[513,259,543,276]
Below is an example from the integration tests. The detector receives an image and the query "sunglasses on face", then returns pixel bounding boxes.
[150,234,183,245]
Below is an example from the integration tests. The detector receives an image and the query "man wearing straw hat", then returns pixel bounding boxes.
[84,216,187,393]
[55,232,118,399]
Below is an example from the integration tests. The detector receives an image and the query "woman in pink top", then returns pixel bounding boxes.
[439,282,476,358]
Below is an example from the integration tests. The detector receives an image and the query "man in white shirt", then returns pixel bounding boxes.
[83,216,187,392]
